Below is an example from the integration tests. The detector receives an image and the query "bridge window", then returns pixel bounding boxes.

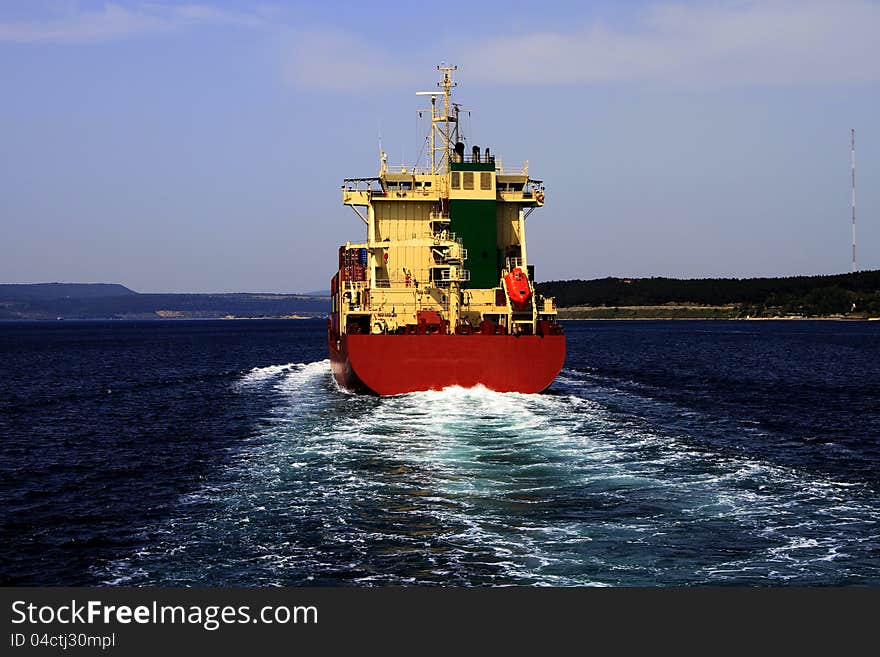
[463,171,474,190]
[480,172,491,190]
[451,172,460,189]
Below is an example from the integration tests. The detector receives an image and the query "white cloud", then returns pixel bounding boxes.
[165,4,270,30]
[5,1,877,88]
[0,2,270,44]
[284,28,420,92]
[280,0,880,90]
[458,0,880,86]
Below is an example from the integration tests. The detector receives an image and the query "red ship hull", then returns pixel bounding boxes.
[329,333,565,396]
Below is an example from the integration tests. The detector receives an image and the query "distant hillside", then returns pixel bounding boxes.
[0,284,328,320]
[536,270,880,318]
[0,283,137,301]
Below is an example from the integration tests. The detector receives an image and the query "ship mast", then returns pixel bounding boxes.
[416,65,463,332]
[418,64,458,175]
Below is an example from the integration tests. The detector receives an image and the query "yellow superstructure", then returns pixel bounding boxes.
[331,65,558,338]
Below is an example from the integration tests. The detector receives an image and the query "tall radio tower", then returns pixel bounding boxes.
[851,128,856,273]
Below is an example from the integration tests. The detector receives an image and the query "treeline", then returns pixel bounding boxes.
[536,270,880,317]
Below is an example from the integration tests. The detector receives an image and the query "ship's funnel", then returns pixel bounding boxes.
[472,145,480,162]
[454,141,465,163]
[485,147,490,162]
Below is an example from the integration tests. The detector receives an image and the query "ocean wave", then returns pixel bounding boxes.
[98,362,880,587]
[237,362,298,387]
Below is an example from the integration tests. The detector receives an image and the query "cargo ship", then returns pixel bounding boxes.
[328,65,564,395]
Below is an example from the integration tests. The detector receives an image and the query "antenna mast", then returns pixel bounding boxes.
[417,64,458,175]
[851,128,856,273]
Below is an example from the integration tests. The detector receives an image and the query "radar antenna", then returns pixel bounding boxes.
[851,128,857,273]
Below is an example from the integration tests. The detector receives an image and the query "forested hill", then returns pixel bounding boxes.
[536,270,880,317]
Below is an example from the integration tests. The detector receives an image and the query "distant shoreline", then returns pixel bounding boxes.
[0,283,329,321]
[3,316,876,324]
[3,280,879,321]
[0,315,326,322]
[558,316,877,321]
[555,303,877,321]
[538,270,880,320]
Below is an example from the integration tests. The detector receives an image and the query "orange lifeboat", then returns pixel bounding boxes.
[503,267,531,307]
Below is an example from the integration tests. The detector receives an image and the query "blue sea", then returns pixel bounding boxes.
[1,319,878,586]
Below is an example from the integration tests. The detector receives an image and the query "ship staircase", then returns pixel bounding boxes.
[429,215,470,287]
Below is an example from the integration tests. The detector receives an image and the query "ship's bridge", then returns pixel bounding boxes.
[341,161,544,208]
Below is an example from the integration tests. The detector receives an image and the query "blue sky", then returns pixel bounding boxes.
[1,0,878,293]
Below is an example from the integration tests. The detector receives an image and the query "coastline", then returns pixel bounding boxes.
[556,305,877,321]
[3,314,874,322]
[558,316,876,321]
[0,315,326,322]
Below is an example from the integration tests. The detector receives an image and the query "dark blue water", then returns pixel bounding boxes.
[1,319,878,586]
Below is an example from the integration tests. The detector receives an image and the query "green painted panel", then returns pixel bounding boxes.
[450,199,498,289]
[450,161,496,172]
